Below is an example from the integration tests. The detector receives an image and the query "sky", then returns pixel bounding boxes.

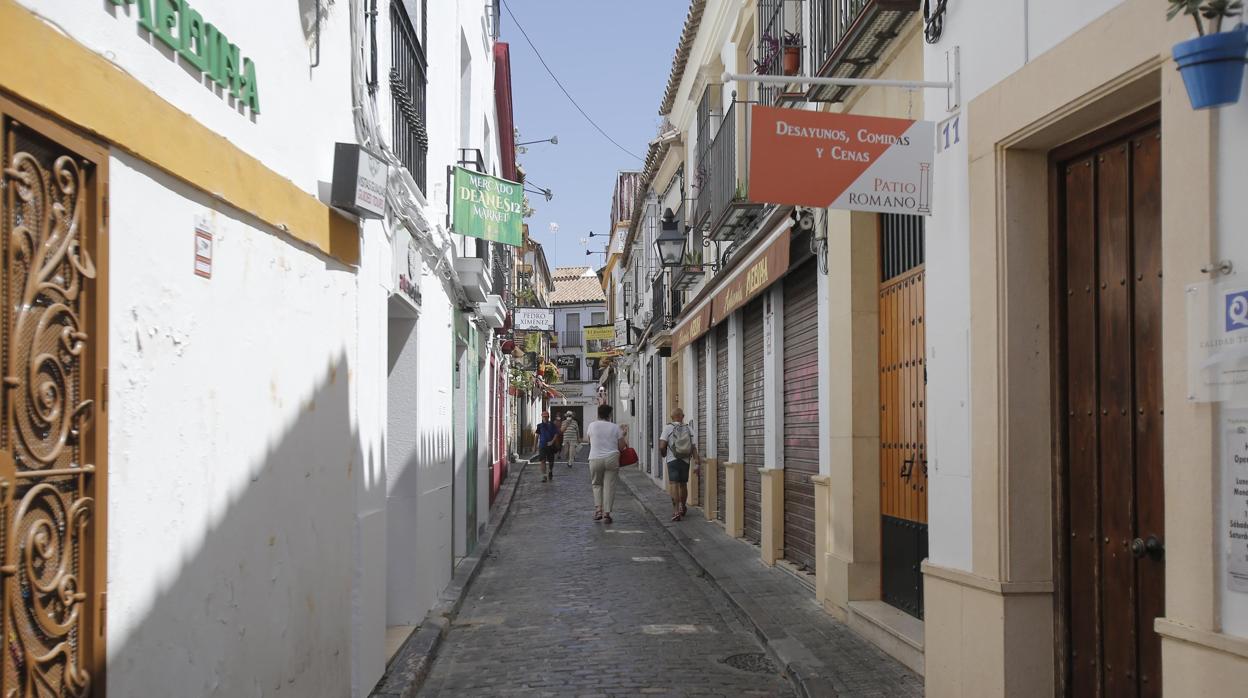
[501,0,688,272]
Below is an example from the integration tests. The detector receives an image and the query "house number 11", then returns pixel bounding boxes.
[937,112,961,154]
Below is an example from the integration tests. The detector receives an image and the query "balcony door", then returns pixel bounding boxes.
[565,313,580,348]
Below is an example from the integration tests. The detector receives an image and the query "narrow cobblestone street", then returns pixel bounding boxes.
[420,461,794,697]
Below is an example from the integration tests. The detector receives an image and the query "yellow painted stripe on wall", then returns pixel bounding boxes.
[0,0,359,266]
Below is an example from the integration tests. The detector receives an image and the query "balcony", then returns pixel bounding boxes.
[808,0,920,103]
[755,0,806,106]
[559,331,583,348]
[697,102,766,243]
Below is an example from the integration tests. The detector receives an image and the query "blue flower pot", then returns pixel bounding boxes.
[1173,26,1248,110]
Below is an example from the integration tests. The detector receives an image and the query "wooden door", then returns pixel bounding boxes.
[742,299,765,544]
[715,323,729,523]
[0,97,109,697]
[1055,110,1163,698]
[783,260,820,570]
[879,214,927,619]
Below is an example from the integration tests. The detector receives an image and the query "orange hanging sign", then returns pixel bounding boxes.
[748,106,934,216]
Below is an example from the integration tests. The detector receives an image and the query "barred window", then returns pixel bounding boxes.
[391,0,428,193]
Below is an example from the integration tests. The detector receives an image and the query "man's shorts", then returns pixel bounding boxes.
[667,458,690,484]
[541,444,558,463]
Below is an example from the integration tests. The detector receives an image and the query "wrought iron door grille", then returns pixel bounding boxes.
[391,0,428,193]
[1,112,103,697]
[880,213,924,281]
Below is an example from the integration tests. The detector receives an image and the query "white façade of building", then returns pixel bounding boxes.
[1,1,512,697]
[551,268,608,423]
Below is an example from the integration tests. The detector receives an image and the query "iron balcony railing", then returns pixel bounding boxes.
[808,0,920,102]
[490,241,512,300]
[748,0,798,106]
[559,331,583,348]
[390,0,428,193]
[649,274,667,334]
[699,103,765,243]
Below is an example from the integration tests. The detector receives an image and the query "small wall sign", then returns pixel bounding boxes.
[331,143,388,219]
[194,226,212,278]
[514,308,555,331]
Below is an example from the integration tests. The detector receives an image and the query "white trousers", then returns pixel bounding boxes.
[589,453,620,512]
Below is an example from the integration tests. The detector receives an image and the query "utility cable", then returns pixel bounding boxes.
[501,0,644,162]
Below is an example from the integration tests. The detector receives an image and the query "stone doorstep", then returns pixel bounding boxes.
[774,558,817,593]
[368,459,530,698]
[384,625,417,667]
[846,600,926,677]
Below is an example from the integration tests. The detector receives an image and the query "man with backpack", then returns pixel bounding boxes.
[659,407,701,521]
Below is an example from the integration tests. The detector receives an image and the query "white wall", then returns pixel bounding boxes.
[21,0,360,198]
[921,0,1130,573]
[106,154,365,697]
[1216,72,1248,638]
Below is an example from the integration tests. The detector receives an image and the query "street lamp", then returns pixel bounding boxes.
[654,208,687,267]
[517,135,558,146]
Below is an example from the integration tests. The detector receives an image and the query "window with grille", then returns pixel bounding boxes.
[880,214,925,282]
[391,0,428,193]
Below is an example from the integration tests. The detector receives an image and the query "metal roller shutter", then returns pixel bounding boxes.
[715,323,729,523]
[742,298,765,545]
[696,337,707,458]
[783,260,819,570]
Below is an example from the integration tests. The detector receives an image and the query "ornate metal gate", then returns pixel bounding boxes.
[0,98,108,696]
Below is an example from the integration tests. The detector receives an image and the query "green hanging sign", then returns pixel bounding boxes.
[451,167,525,247]
[109,0,261,115]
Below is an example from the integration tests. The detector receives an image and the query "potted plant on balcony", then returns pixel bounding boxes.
[783,31,803,76]
[755,33,781,74]
[1168,0,1248,109]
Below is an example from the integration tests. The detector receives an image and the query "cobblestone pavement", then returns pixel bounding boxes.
[419,461,794,697]
[619,469,925,698]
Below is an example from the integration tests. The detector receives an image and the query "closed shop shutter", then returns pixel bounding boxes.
[783,260,819,570]
[742,297,765,544]
[696,337,707,456]
[715,323,729,523]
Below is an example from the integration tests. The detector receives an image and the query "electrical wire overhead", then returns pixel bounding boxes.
[501,0,645,162]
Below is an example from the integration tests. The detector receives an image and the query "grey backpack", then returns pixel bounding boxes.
[669,423,694,459]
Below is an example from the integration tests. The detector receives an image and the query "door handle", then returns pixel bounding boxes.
[901,453,926,480]
[1130,535,1164,561]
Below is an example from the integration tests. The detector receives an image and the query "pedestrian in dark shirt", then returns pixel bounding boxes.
[535,411,561,482]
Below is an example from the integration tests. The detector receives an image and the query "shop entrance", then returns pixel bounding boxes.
[1054,109,1164,698]
[878,214,927,619]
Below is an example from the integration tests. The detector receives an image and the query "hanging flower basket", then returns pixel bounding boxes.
[1174,25,1248,109]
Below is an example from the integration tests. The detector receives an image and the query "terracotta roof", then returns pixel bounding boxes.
[659,0,707,116]
[551,274,607,305]
[553,266,591,279]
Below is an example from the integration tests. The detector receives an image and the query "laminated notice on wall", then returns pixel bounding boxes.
[1186,279,1248,402]
[1224,413,1248,593]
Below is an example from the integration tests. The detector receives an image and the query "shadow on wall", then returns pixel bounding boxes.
[108,356,366,698]
[384,426,454,627]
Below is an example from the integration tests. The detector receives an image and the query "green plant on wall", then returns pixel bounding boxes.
[1168,0,1244,34]
[508,365,534,392]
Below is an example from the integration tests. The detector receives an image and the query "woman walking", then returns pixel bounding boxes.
[560,411,581,467]
[585,404,628,524]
